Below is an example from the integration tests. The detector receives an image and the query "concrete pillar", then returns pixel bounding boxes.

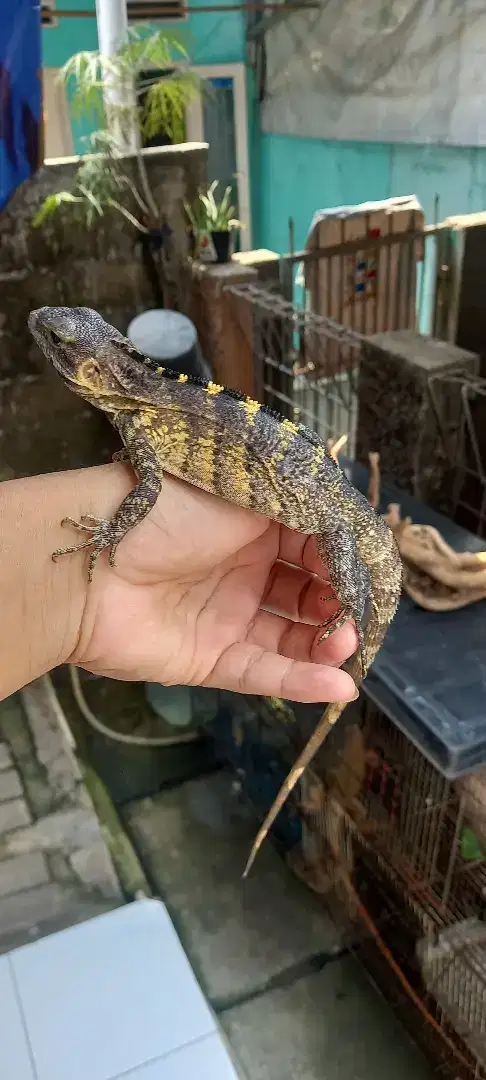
[190,262,259,397]
[356,328,479,504]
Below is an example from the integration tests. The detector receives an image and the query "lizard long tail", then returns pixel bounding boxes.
[242,524,402,878]
[242,660,361,879]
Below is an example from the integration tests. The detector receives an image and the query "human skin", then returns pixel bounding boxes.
[0,462,359,704]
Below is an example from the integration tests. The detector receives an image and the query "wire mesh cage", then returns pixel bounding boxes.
[428,370,486,539]
[216,690,483,1079]
[271,696,486,1080]
[226,283,362,454]
[212,677,486,1079]
[221,277,486,1077]
[226,280,486,547]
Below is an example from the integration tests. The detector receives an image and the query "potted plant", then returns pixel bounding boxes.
[185,180,243,264]
[32,27,202,307]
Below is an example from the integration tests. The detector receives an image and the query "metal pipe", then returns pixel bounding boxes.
[50,2,319,14]
[95,0,138,152]
[282,223,448,267]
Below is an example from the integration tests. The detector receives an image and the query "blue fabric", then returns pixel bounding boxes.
[0,0,41,210]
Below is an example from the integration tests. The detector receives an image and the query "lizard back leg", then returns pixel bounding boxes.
[317,607,347,644]
[316,530,372,678]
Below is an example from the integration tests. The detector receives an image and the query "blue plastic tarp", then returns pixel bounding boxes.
[0,0,41,211]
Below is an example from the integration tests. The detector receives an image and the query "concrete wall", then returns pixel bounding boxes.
[255,133,486,255]
[0,142,206,478]
[0,142,206,374]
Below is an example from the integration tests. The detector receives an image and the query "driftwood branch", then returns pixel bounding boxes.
[327,434,348,463]
[367,451,486,612]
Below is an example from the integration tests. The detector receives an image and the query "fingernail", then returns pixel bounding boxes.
[342,681,359,702]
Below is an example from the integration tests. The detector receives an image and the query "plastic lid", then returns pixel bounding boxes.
[127,309,197,364]
[348,461,486,778]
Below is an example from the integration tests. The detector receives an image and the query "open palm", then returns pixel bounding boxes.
[71,471,358,703]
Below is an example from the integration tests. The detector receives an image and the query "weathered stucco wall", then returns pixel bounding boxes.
[0,142,207,375]
[0,142,207,478]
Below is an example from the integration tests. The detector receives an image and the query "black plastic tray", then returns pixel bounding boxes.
[346,461,486,778]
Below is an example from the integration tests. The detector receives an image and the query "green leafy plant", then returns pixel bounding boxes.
[33,27,202,235]
[185,180,243,235]
[61,28,200,152]
[33,129,156,233]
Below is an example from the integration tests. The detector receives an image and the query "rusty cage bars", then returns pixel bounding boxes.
[226,282,364,456]
[428,370,486,539]
[280,217,452,341]
[223,228,486,1078]
[255,693,486,1080]
[226,218,452,463]
[226,220,486,539]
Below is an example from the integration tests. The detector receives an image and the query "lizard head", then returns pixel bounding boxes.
[28,306,157,412]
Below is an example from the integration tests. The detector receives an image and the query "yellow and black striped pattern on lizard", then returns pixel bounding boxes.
[28,305,402,876]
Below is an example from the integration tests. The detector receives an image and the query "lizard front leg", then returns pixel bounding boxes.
[52,440,163,581]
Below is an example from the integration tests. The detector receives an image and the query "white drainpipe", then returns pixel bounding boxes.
[95,0,139,153]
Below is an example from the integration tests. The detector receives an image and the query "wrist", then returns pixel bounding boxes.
[0,463,133,699]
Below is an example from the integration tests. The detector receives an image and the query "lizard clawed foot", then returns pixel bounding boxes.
[52,516,120,582]
[112,449,130,463]
[316,606,350,646]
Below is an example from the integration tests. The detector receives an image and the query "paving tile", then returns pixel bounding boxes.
[0,954,35,1079]
[221,955,432,1080]
[0,743,13,771]
[120,1033,241,1080]
[0,882,108,938]
[125,772,342,1005]
[0,900,119,957]
[10,898,216,1080]
[0,768,23,801]
[0,798,31,833]
[0,851,49,896]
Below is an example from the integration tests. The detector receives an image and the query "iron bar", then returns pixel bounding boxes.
[281,222,447,268]
[46,2,319,16]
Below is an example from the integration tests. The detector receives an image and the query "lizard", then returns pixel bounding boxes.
[28,305,403,877]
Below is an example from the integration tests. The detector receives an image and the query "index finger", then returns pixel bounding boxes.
[278,526,329,579]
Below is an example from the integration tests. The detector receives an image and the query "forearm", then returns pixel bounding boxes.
[0,464,132,701]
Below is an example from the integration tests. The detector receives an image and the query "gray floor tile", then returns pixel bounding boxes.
[0,955,35,1080]
[221,955,433,1080]
[125,772,342,1004]
[121,1033,241,1080]
[10,898,216,1080]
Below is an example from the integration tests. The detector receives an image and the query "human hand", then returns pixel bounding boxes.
[70,465,359,703]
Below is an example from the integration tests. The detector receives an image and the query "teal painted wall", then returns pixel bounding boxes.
[42,0,246,152]
[256,132,486,254]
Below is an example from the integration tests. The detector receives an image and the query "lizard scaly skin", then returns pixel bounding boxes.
[28,306,403,876]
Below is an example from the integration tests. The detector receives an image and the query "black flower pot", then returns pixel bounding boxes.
[211,230,231,264]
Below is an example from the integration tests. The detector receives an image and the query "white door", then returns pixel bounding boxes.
[42,68,74,160]
[187,63,252,250]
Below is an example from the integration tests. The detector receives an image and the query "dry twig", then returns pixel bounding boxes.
[368,451,486,612]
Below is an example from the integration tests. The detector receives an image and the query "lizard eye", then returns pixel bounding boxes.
[49,329,63,345]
